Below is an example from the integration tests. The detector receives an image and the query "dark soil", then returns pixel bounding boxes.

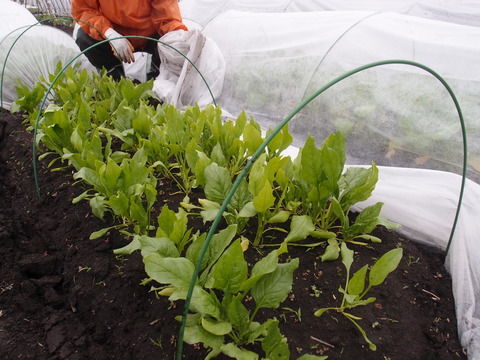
[0,108,467,360]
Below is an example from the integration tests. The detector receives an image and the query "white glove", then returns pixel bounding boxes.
[105,28,135,63]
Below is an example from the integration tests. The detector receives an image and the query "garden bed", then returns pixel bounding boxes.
[0,108,466,359]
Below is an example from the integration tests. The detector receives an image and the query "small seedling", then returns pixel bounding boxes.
[314,243,403,351]
[310,285,322,298]
[406,254,421,266]
[282,307,302,322]
[149,336,163,349]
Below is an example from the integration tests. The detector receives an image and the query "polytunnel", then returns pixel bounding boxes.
[179,3,480,358]
[1,0,480,359]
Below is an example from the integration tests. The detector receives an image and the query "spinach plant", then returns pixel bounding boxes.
[314,242,403,350]
[281,133,399,261]
[140,225,324,359]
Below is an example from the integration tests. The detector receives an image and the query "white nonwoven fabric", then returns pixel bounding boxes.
[179,0,480,28]
[152,29,226,108]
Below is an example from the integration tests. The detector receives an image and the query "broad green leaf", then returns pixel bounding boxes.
[110,150,130,164]
[70,126,84,152]
[183,323,224,350]
[375,215,401,230]
[284,215,315,243]
[261,319,290,360]
[330,198,349,233]
[199,225,238,284]
[348,264,368,295]
[266,124,293,156]
[89,195,106,219]
[185,139,200,172]
[267,210,291,224]
[348,297,376,307]
[138,235,180,258]
[230,178,252,213]
[252,183,275,213]
[323,132,346,166]
[144,183,158,208]
[263,156,288,184]
[339,165,378,209]
[170,208,189,245]
[369,248,403,287]
[228,296,250,338]
[247,319,275,343]
[143,254,195,288]
[243,122,263,157]
[239,250,278,292]
[310,229,337,239]
[238,201,257,218]
[275,167,291,190]
[233,111,248,137]
[204,163,232,203]
[170,285,221,319]
[176,313,201,327]
[74,167,102,190]
[319,146,342,196]
[221,343,258,360]
[199,198,221,222]
[248,153,267,197]
[108,191,129,216]
[340,242,354,271]
[156,205,188,244]
[201,317,232,336]
[129,197,148,228]
[212,240,248,293]
[321,238,340,262]
[211,142,227,167]
[113,235,141,254]
[132,107,151,136]
[349,202,384,235]
[252,258,299,309]
[112,100,135,131]
[300,136,323,187]
[185,233,207,268]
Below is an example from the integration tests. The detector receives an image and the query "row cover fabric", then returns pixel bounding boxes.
[152,29,226,108]
[194,9,480,182]
[179,6,480,359]
[179,0,480,28]
[0,0,93,110]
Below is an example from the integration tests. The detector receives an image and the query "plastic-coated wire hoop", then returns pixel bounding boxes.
[28,34,216,198]
[299,11,381,103]
[176,59,467,359]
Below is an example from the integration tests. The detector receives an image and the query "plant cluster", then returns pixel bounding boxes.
[13,65,403,359]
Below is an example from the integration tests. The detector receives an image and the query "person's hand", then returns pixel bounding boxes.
[105,28,135,63]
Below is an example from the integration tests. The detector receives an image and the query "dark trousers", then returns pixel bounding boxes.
[75,27,161,81]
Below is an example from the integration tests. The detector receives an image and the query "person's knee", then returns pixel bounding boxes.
[74,27,93,51]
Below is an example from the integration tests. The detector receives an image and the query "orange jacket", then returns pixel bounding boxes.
[71,0,188,50]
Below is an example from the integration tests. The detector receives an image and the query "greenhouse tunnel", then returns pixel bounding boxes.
[1,0,479,358]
